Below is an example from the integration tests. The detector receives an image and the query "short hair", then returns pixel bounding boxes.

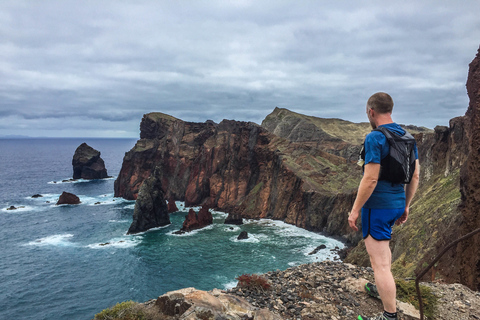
[367,92,394,114]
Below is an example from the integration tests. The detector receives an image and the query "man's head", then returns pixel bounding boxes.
[366,92,394,129]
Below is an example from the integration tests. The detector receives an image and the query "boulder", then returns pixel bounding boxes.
[31,194,43,198]
[56,191,81,205]
[153,287,280,320]
[224,212,243,225]
[237,231,249,240]
[127,168,170,234]
[72,143,108,179]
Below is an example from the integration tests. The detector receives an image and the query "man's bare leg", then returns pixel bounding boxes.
[364,235,396,313]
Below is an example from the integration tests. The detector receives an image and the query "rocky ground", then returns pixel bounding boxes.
[227,261,480,320]
[96,261,480,320]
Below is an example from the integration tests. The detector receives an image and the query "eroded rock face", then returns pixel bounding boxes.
[458,46,480,290]
[56,191,81,205]
[127,168,170,235]
[114,113,362,243]
[72,143,108,179]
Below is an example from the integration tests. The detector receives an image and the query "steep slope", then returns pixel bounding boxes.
[262,107,431,161]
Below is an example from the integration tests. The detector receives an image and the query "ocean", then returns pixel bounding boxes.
[0,138,344,320]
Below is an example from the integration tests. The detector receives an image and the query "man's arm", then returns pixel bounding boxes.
[396,159,420,225]
[348,163,380,231]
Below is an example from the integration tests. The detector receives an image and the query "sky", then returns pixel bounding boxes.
[1,1,479,138]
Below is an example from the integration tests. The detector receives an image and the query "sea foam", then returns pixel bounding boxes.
[25,234,75,247]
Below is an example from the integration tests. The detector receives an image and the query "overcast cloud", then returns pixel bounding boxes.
[1,0,479,137]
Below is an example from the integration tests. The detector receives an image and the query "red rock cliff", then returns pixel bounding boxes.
[457,46,480,290]
[114,113,362,243]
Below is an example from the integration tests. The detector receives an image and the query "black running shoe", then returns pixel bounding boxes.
[365,282,380,299]
[357,314,389,320]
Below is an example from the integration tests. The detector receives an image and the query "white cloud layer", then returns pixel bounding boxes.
[1,0,479,137]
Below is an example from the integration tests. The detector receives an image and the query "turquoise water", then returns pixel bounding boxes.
[0,138,344,320]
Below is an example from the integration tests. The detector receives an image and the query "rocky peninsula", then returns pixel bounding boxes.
[101,46,480,319]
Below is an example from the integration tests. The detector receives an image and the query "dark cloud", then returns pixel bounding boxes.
[0,0,479,137]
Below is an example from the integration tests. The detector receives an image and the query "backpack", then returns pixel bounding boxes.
[360,126,416,184]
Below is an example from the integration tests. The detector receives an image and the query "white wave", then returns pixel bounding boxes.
[108,219,130,223]
[87,236,141,249]
[126,223,171,236]
[255,219,344,249]
[84,194,130,206]
[211,210,228,218]
[48,177,115,184]
[175,201,185,210]
[224,226,241,232]
[223,280,238,290]
[230,233,267,243]
[117,203,135,210]
[168,224,215,237]
[25,234,75,247]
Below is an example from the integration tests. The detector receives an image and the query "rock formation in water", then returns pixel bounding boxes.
[56,191,81,205]
[72,143,109,179]
[237,231,248,240]
[127,168,170,235]
[224,213,243,225]
[167,196,178,213]
[176,205,213,234]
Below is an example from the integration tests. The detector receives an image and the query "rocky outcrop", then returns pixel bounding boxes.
[237,231,249,240]
[72,143,108,179]
[127,168,170,235]
[146,287,281,320]
[456,46,480,290]
[56,191,81,205]
[176,205,213,234]
[224,213,243,225]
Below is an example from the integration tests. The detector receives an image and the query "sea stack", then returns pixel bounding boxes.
[56,191,81,205]
[127,168,170,235]
[72,143,108,179]
[175,204,213,234]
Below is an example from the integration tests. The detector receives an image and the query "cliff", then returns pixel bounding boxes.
[114,113,365,243]
[456,45,480,290]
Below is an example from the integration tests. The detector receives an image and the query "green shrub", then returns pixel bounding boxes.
[395,279,437,319]
[94,301,146,320]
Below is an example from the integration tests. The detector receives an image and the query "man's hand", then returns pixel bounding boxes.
[395,207,409,225]
[348,209,360,231]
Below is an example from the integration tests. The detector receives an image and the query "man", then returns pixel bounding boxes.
[349,92,420,320]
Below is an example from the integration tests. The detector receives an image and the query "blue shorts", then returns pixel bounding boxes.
[361,207,405,240]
